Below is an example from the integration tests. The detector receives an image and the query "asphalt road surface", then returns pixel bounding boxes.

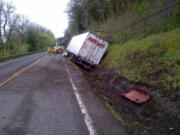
[0,53,128,135]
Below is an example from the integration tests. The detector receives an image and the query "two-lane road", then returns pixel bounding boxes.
[0,52,46,84]
[0,53,128,135]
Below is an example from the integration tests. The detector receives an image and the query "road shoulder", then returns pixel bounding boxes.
[65,59,129,135]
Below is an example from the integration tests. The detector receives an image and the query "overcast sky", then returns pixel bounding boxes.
[7,0,70,38]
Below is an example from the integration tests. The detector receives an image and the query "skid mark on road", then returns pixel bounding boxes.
[63,58,98,135]
[0,55,47,88]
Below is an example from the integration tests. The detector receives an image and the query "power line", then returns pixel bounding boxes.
[92,2,179,34]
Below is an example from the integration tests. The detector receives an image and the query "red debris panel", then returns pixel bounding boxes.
[122,87,152,104]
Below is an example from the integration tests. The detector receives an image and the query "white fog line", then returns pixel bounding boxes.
[63,58,98,135]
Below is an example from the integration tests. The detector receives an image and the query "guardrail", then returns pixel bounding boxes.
[0,50,45,62]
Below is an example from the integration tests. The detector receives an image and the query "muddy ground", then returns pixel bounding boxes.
[70,61,180,135]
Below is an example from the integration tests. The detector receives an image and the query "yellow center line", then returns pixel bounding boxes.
[0,55,47,88]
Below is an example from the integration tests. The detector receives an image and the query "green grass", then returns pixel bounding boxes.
[101,28,180,93]
[0,43,30,56]
[105,100,124,123]
[104,98,150,135]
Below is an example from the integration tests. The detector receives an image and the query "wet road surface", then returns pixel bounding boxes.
[0,53,128,135]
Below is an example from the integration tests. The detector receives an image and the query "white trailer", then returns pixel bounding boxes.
[67,32,109,68]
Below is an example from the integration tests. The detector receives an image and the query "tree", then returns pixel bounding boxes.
[0,0,57,56]
[17,15,29,44]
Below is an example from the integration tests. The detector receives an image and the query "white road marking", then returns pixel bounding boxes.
[63,58,98,135]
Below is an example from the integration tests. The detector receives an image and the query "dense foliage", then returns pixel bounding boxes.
[0,0,56,56]
[64,0,130,39]
[61,0,130,45]
[61,0,179,45]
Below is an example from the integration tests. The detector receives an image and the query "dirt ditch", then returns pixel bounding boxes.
[71,63,180,135]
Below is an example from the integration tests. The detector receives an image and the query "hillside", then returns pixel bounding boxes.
[102,28,180,94]
[81,28,180,135]
[63,0,180,134]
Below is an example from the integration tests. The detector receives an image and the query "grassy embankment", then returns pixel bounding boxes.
[0,43,30,56]
[101,28,180,96]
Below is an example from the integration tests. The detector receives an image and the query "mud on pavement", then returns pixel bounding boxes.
[67,60,180,135]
